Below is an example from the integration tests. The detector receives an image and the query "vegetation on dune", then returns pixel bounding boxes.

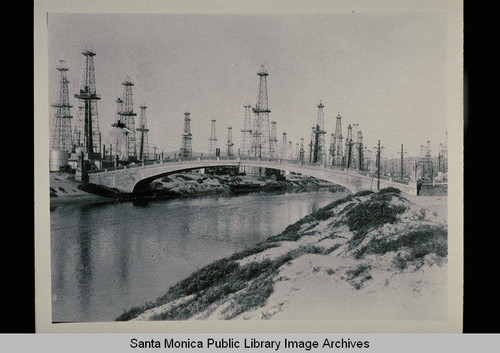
[116,187,446,321]
[117,242,336,321]
[346,189,407,248]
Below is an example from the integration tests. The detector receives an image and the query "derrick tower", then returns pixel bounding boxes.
[118,76,137,161]
[281,133,287,159]
[312,101,326,163]
[137,103,150,161]
[111,97,125,160]
[73,46,101,158]
[240,105,253,157]
[180,111,192,158]
[333,113,343,166]
[299,137,305,162]
[344,124,353,168]
[209,118,217,157]
[252,65,271,158]
[227,126,234,157]
[50,60,73,152]
[328,133,335,165]
[351,123,359,169]
[270,121,278,158]
[357,130,364,170]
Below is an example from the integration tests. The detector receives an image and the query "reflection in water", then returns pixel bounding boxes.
[51,189,350,322]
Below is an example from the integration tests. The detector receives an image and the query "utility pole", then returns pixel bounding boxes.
[397,143,408,178]
[376,140,381,190]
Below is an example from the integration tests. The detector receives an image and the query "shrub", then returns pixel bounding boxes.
[354,225,448,264]
[346,199,407,248]
[354,190,375,197]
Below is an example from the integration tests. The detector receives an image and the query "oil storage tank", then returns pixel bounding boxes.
[50,150,69,172]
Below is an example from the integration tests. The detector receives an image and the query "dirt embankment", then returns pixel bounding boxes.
[117,187,448,322]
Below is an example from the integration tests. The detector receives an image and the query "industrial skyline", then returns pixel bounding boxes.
[48,12,448,158]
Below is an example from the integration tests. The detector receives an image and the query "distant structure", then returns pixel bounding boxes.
[299,137,305,162]
[270,121,278,158]
[344,124,353,168]
[240,105,253,157]
[311,101,326,163]
[422,140,434,180]
[209,118,217,157]
[111,97,125,161]
[280,133,288,159]
[226,126,234,157]
[332,113,343,166]
[351,123,359,168]
[137,103,150,161]
[438,131,448,177]
[180,111,192,158]
[50,60,73,171]
[252,65,271,158]
[73,46,101,163]
[328,133,335,166]
[357,130,364,170]
[118,76,137,161]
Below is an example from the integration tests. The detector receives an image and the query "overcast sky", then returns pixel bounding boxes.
[48,12,448,157]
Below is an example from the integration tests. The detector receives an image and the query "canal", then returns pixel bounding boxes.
[50,188,351,322]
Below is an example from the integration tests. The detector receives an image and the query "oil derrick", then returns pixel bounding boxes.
[344,124,354,168]
[50,60,73,153]
[117,76,137,161]
[357,130,364,170]
[288,141,294,159]
[328,134,335,165]
[312,101,327,163]
[180,111,193,158]
[252,65,271,158]
[227,126,234,157]
[439,131,448,174]
[270,121,278,158]
[351,123,359,168]
[111,97,125,161]
[332,113,343,166]
[299,137,305,162]
[137,103,150,161]
[423,140,433,181]
[73,46,101,160]
[280,133,287,159]
[209,118,217,157]
[240,105,253,157]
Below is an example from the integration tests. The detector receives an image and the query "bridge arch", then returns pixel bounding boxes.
[88,158,417,195]
[131,163,356,194]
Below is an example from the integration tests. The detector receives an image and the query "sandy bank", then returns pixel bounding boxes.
[119,188,448,323]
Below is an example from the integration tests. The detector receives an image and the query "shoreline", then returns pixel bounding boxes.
[49,171,345,207]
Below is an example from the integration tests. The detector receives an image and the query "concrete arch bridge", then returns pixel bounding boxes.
[87,156,418,195]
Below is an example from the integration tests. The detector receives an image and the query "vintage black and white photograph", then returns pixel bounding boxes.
[35,0,463,332]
